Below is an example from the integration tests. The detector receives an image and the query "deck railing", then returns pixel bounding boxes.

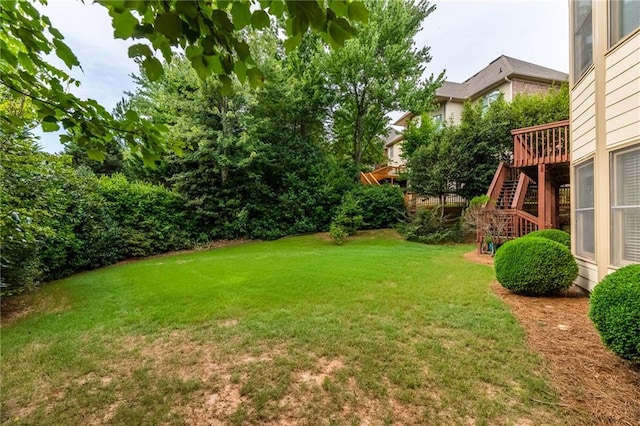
[512,120,570,167]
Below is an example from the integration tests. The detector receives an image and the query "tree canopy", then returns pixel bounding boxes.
[0,0,367,164]
[323,0,441,171]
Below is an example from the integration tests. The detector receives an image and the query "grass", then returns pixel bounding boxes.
[1,230,576,425]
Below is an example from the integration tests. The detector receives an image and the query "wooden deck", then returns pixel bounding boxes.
[360,165,405,186]
[480,120,570,251]
[512,120,570,167]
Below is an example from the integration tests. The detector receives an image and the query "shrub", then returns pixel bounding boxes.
[398,207,464,244]
[97,174,191,258]
[331,192,364,236]
[522,229,570,249]
[351,185,406,230]
[329,223,348,245]
[589,264,640,365]
[494,237,578,296]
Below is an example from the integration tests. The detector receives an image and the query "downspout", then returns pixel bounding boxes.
[504,76,512,101]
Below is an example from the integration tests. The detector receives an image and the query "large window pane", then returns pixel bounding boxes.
[612,146,640,265]
[575,160,595,258]
[573,0,593,80]
[610,0,640,46]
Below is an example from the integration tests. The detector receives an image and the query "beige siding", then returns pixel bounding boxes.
[430,105,445,121]
[473,81,512,104]
[571,69,597,162]
[388,140,405,167]
[576,259,599,291]
[605,33,640,148]
[445,102,464,125]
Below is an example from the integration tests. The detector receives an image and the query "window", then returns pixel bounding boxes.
[610,0,640,46]
[575,160,595,259]
[482,90,500,111]
[611,146,640,265]
[573,0,593,80]
[388,145,394,159]
[433,114,443,129]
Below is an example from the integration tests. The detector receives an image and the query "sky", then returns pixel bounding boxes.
[36,0,569,153]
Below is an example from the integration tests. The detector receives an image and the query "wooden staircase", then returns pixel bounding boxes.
[360,165,405,186]
[496,179,518,209]
[478,120,571,253]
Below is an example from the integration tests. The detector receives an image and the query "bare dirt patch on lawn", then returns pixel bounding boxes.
[465,250,640,425]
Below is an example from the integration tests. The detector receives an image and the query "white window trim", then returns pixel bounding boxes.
[611,145,640,266]
[575,159,595,260]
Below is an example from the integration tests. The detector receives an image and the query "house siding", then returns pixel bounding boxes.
[576,258,599,291]
[387,141,404,167]
[605,34,640,148]
[445,102,464,125]
[474,81,513,103]
[571,69,597,162]
[570,0,639,291]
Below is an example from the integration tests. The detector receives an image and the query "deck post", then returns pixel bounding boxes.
[538,164,547,229]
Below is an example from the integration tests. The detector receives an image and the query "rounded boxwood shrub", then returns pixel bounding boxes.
[589,264,640,365]
[522,229,571,249]
[494,237,578,296]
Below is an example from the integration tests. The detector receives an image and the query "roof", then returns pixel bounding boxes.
[384,127,403,146]
[392,111,414,127]
[435,55,568,101]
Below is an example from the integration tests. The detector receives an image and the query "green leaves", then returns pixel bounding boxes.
[327,18,357,46]
[110,9,138,39]
[154,12,183,41]
[230,2,252,30]
[128,43,153,59]
[143,57,164,81]
[41,116,60,132]
[250,10,270,30]
[348,2,369,22]
[52,39,79,68]
[2,0,369,170]
[99,0,367,88]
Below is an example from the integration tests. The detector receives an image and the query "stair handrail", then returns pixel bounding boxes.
[511,172,532,210]
[513,209,539,227]
[486,162,508,204]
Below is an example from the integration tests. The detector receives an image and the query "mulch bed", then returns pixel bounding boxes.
[466,251,640,425]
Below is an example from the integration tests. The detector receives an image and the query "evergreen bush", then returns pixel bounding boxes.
[589,264,640,365]
[494,237,578,296]
[522,229,571,249]
[351,185,406,230]
[398,207,464,244]
[331,192,364,236]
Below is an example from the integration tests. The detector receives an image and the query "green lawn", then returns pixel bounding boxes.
[1,230,578,425]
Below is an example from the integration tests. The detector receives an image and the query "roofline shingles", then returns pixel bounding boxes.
[435,55,568,101]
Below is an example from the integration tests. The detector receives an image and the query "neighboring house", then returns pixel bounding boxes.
[569,0,640,290]
[384,128,404,168]
[384,55,569,168]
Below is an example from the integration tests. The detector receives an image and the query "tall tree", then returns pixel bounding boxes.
[323,0,440,171]
[405,116,460,206]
